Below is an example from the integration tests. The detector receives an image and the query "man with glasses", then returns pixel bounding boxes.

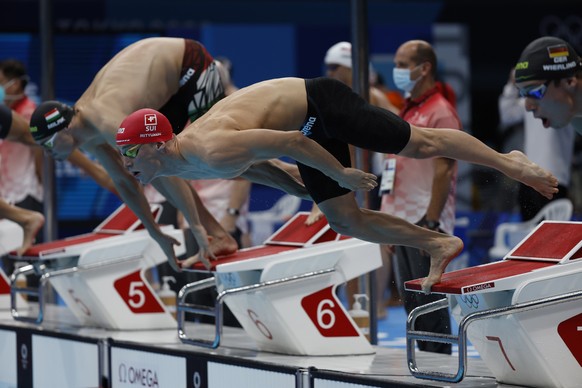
[114,78,558,292]
[500,65,575,221]
[514,36,582,133]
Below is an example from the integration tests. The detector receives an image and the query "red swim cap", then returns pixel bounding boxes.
[116,108,173,146]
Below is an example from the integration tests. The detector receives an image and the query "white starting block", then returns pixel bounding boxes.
[0,219,27,310]
[404,220,582,387]
[9,204,186,330]
[177,212,382,356]
[0,218,23,255]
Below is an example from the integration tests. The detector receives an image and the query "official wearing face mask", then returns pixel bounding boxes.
[381,40,463,355]
[392,63,423,96]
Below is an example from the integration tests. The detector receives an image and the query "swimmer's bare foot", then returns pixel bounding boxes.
[180,254,207,269]
[179,234,237,270]
[421,235,464,294]
[507,151,558,199]
[209,233,238,257]
[305,207,323,226]
[16,211,45,256]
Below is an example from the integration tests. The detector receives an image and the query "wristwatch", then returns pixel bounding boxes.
[425,220,440,230]
[226,207,240,216]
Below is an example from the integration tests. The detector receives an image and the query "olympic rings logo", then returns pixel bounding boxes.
[461,294,480,309]
[539,15,582,53]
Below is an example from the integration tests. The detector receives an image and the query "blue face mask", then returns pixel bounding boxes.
[0,79,20,104]
[393,66,421,93]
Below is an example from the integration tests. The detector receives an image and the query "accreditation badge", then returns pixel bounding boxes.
[379,158,396,195]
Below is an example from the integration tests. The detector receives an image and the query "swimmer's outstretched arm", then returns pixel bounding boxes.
[400,124,559,198]
[3,108,37,145]
[207,129,377,192]
[151,176,213,269]
[67,150,119,196]
[89,142,183,270]
[270,159,303,181]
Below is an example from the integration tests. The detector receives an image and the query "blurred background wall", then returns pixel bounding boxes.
[0,0,580,256]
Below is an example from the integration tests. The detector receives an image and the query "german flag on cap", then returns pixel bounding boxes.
[548,44,569,58]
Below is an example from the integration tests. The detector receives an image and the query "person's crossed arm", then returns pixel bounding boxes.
[240,159,310,199]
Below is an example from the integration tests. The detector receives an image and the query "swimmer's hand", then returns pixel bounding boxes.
[336,167,378,191]
[152,231,183,273]
[184,226,216,270]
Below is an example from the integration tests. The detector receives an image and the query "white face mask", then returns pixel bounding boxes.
[393,66,421,93]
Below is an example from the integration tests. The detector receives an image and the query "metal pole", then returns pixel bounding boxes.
[295,368,313,388]
[350,0,378,345]
[350,0,370,206]
[40,0,57,241]
[350,0,369,103]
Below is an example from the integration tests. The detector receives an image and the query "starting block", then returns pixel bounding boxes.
[9,204,186,330]
[177,212,382,356]
[0,219,27,311]
[0,218,23,256]
[1,265,28,312]
[404,220,582,387]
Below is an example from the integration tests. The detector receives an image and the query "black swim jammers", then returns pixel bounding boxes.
[298,77,411,204]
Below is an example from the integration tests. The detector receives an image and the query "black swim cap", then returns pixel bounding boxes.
[515,37,581,83]
[29,101,74,142]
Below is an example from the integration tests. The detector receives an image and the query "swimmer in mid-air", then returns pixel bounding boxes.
[29,37,239,270]
[116,76,558,292]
